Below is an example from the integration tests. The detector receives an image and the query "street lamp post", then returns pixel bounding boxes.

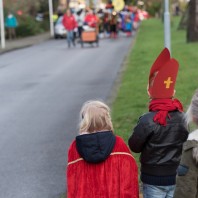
[48,0,54,37]
[0,0,5,49]
[164,0,171,52]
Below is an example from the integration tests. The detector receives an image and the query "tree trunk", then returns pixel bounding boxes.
[187,0,198,42]
[178,4,188,30]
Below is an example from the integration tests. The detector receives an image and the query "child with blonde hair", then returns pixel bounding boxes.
[174,90,198,198]
[67,100,139,198]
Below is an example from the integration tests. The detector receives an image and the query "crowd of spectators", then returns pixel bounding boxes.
[55,4,149,41]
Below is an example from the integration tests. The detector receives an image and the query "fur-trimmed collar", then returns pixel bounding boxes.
[192,147,198,164]
[188,129,198,141]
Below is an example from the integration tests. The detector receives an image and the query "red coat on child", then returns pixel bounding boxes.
[67,134,139,198]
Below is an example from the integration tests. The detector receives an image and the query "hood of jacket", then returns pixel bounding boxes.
[76,131,116,163]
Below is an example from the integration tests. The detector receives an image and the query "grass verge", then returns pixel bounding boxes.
[112,16,198,163]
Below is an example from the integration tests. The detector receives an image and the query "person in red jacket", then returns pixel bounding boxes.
[62,9,77,48]
[84,9,99,28]
[67,100,139,198]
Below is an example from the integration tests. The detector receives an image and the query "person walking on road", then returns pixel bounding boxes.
[128,48,189,198]
[75,8,85,39]
[174,89,198,198]
[67,100,139,198]
[62,9,77,48]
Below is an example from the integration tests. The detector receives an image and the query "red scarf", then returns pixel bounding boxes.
[149,98,183,126]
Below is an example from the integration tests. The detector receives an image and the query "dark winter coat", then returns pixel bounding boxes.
[128,111,188,185]
[174,130,198,198]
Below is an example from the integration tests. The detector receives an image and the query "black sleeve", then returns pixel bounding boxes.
[128,120,151,153]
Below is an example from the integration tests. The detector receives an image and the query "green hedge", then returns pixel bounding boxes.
[15,16,49,37]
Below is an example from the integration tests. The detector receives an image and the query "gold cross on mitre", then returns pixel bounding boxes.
[164,77,173,89]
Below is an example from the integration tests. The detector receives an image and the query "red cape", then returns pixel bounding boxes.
[67,136,139,198]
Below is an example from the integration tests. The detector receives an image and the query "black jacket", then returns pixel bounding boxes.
[128,111,188,177]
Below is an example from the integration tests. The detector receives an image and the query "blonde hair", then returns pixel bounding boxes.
[186,89,198,125]
[79,100,113,134]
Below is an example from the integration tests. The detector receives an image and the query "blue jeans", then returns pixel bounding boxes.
[66,30,75,47]
[143,183,175,198]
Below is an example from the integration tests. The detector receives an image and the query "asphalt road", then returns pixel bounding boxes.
[0,37,132,198]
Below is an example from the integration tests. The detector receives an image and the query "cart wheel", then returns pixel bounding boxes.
[81,41,84,48]
[96,40,99,47]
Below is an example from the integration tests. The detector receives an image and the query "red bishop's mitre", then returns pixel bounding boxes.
[148,48,179,99]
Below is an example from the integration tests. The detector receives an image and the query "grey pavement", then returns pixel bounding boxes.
[0,32,51,54]
[0,36,133,198]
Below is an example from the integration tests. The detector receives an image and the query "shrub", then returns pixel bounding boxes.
[146,2,162,17]
[16,15,49,37]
